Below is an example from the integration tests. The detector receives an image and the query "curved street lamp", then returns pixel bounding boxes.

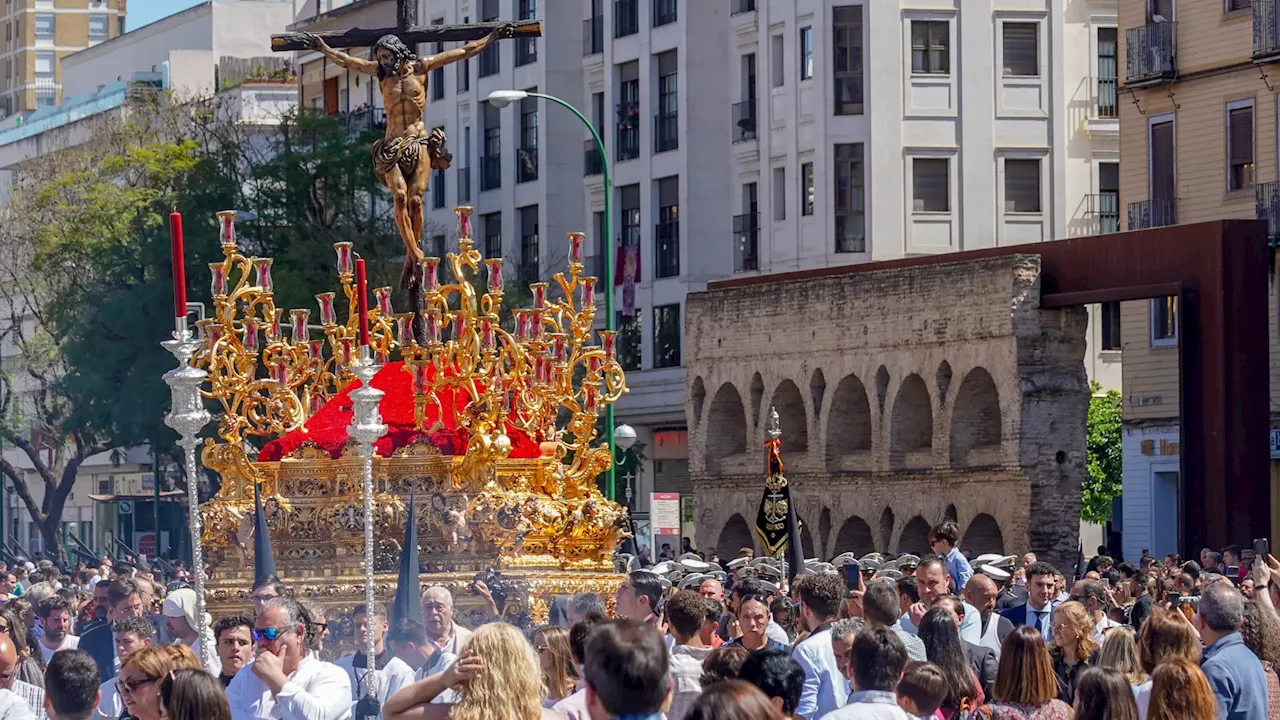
[488,89,618,502]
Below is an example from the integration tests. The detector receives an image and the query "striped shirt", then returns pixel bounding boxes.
[9,680,44,720]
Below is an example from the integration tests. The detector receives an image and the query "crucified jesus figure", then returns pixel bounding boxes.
[304,26,513,286]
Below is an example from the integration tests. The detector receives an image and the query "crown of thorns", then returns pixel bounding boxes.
[374,35,416,63]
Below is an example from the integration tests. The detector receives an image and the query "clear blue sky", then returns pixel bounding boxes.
[126,0,208,31]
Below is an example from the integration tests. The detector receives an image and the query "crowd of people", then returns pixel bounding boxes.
[0,521,1274,720]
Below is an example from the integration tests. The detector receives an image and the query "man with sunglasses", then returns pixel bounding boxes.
[227,597,350,720]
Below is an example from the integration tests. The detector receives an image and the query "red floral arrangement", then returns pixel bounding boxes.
[258,361,542,462]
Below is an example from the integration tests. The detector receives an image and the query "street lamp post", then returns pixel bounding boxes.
[488,89,617,502]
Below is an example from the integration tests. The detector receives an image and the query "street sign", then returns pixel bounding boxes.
[118,501,133,515]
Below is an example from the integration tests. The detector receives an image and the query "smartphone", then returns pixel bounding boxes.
[1102,578,1110,587]
[841,561,861,591]
[1168,592,1182,605]
[1226,565,1240,580]
[1255,538,1271,559]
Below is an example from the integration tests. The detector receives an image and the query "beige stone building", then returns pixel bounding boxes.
[0,0,126,115]
[1118,0,1280,560]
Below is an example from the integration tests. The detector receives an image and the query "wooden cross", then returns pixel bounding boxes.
[271,0,542,53]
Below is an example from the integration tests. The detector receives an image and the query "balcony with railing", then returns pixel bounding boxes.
[615,0,638,37]
[1087,192,1119,234]
[655,221,680,278]
[616,102,640,161]
[654,112,678,153]
[731,0,756,15]
[480,154,501,191]
[653,0,676,26]
[583,16,603,55]
[732,100,756,143]
[517,146,538,183]
[584,139,603,176]
[1127,198,1177,230]
[1256,0,1280,61]
[457,166,472,203]
[1258,181,1280,237]
[1125,22,1176,85]
[733,213,759,272]
[339,107,387,136]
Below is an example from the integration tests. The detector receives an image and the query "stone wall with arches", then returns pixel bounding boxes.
[685,255,1090,572]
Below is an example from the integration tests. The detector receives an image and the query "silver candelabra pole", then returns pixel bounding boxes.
[347,345,386,707]
[162,317,212,646]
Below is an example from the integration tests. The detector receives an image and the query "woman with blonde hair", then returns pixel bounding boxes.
[1097,626,1150,699]
[533,625,576,704]
[968,626,1071,719]
[117,644,202,720]
[1145,658,1218,720]
[0,608,41,684]
[1134,608,1202,717]
[384,622,563,720]
[1048,601,1100,703]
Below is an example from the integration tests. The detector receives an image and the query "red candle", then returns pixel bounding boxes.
[355,258,370,346]
[169,210,186,319]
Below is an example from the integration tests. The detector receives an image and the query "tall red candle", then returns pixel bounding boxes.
[169,210,186,319]
[355,257,370,346]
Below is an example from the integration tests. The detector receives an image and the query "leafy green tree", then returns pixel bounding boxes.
[1083,381,1123,524]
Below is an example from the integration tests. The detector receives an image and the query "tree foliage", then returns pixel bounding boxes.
[1083,381,1123,524]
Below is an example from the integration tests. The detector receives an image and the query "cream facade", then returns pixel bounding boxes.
[0,0,126,115]
[1118,0,1280,557]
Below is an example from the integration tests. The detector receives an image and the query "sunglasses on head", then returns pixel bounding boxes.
[252,626,294,642]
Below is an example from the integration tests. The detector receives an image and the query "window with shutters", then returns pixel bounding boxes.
[1002,22,1039,76]
[1004,158,1042,213]
[1227,99,1254,192]
[911,20,949,74]
[1147,0,1174,20]
[912,158,949,212]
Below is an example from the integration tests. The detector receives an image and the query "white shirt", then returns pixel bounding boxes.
[94,678,125,720]
[38,635,79,663]
[8,681,43,720]
[550,688,589,720]
[333,653,416,718]
[428,625,472,657]
[822,690,914,720]
[0,689,33,720]
[184,633,222,677]
[792,628,848,719]
[227,654,353,720]
[413,650,459,704]
[1092,614,1121,644]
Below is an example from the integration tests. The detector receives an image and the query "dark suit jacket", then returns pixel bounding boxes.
[81,614,169,682]
[995,586,1028,611]
[1000,602,1054,631]
[964,641,999,698]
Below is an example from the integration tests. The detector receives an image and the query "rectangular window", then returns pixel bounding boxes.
[1003,22,1039,76]
[593,211,606,279]
[1097,27,1117,118]
[771,34,784,88]
[656,176,679,278]
[34,13,53,39]
[653,0,676,27]
[615,0,639,37]
[1151,296,1178,347]
[772,167,786,221]
[431,19,445,101]
[653,304,681,368]
[479,0,501,77]
[620,183,641,250]
[655,51,678,153]
[88,14,108,40]
[833,6,863,115]
[617,64,640,161]
[1228,0,1252,10]
[799,26,813,80]
[1098,161,1120,233]
[428,234,446,258]
[458,17,471,94]
[1101,302,1121,351]
[516,0,537,65]
[1227,100,1255,192]
[616,311,642,371]
[834,143,865,252]
[519,205,539,285]
[518,92,538,183]
[911,20,949,74]
[801,162,814,216]
[482,212,502,260]
[1004,158,1041,213]
[912,158,950,212]
[482,101,501,191]
[34,51,53,77]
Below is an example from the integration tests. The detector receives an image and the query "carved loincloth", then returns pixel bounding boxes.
[372,127,452,182]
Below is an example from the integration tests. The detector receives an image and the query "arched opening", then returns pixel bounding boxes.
[879,507,895,551]
[690,377,706,429]
[706,383,747,475]
[819,508,833,558]
[950,368,1002,468]
[936,361,953,405]
[750,373,765,429]
[826,374,873,472]
[875,366,890,412]
[800,520,815,558]
[716,514,755,557]
[890,374,933,470]
[944,504,957,522]
[834,516,875,556]
[962,514,1005,556]
[898,516,932,555]
[771,380,809,453]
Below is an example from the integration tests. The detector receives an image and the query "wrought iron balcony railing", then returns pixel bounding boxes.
[584,139,604,176]
[1087,192,1120,234]
[1125,22,1176,85]
[1257,181,1280,237]
[655,220,680,278]
[732,100,756,142]
[733,213,759,272]
[516,146,538,183]
[1256,0,1280,61]
[1127,198,1177,230]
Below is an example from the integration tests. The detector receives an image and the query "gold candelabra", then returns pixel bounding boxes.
[194,207,627,494]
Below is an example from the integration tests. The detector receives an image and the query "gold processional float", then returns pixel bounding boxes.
[173,207,629,628]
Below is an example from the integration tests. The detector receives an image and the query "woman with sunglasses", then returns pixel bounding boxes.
[532,625,575,705]
[159,668,231,720]
[0,608,41,686]
[117,645,201,720]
